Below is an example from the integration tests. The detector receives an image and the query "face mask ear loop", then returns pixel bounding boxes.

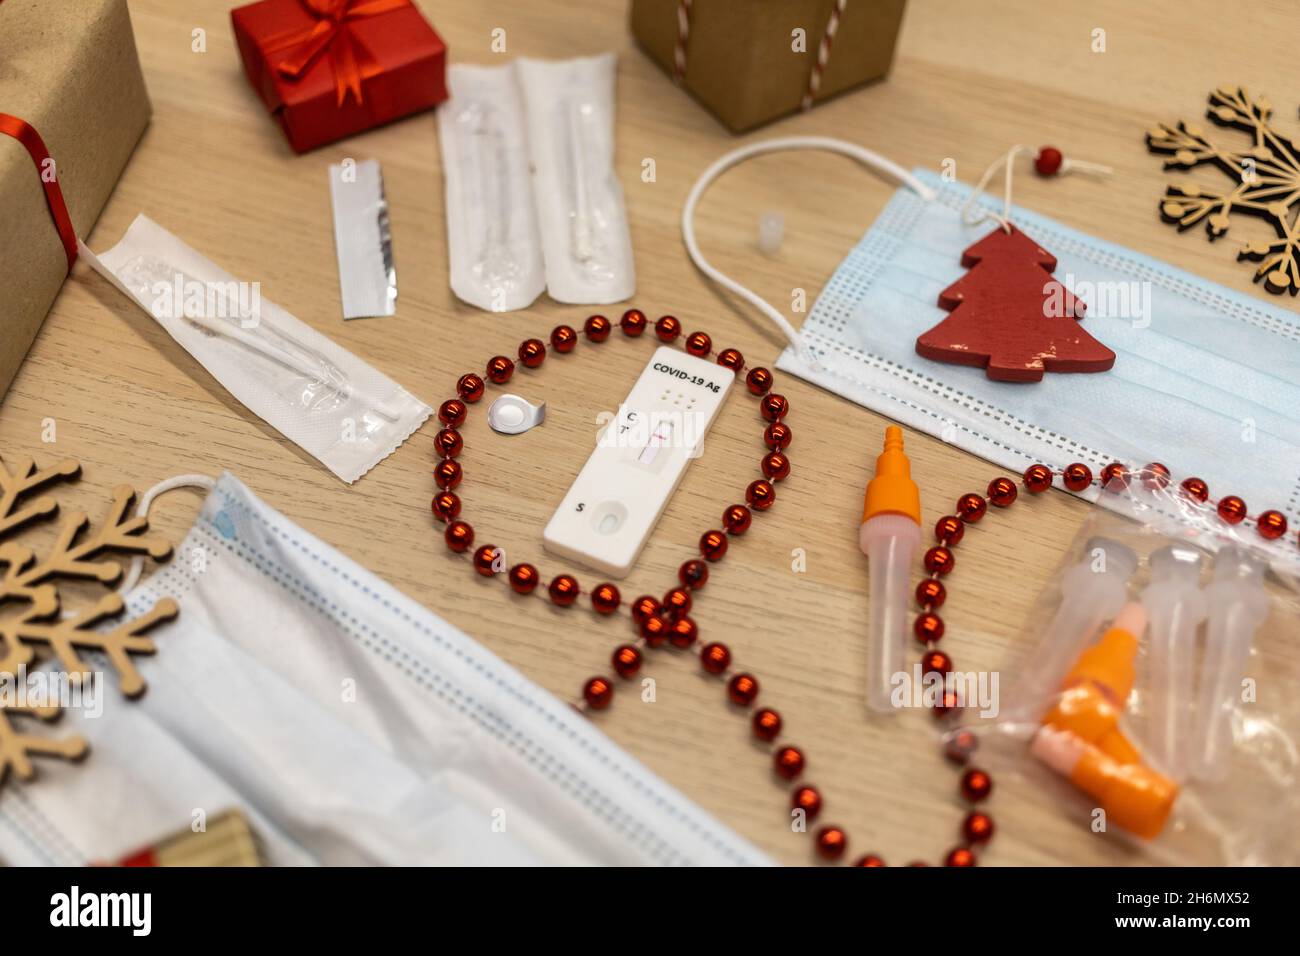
[682,136,937,368]
[117,474,217,595]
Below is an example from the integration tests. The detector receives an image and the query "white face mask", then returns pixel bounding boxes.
[0,474,769,866]
[777,168,1300,516]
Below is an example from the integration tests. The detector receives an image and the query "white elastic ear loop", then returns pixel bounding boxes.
[682,136,937,358]
[117,473,217,595]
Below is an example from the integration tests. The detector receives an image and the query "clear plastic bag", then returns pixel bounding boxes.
[951,472,1300,864]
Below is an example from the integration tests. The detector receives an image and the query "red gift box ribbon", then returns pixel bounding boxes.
[0,113,78,271]
[264,0,411,108]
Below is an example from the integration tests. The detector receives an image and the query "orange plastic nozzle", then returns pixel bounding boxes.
[1033,728,1178,840]
[862,426,921,524]
[1043,603,1146,764]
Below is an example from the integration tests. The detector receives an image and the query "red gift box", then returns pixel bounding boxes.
[231,0,447,153]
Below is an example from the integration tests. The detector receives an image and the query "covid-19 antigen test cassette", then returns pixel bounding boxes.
[543,346,733,578]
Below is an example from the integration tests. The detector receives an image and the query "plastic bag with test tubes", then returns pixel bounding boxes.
[948,471,1300,865]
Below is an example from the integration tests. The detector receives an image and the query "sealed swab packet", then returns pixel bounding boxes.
[437,63,545,312]
[329,158,397,320]
[82,215,430,483]
[518,53,635,304]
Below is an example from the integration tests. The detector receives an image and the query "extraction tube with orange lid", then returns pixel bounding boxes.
[859,425,922,713]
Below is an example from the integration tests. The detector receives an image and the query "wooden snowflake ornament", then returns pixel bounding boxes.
[0,455,178,787]
[1147,86,1300,295]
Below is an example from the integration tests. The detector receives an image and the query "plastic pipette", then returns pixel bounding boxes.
[859,426,921,714]
[1013,536,1137,716]
[1191,546,1269,783]
[1141,545,1206,780]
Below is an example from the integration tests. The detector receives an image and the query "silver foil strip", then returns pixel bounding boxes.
[329,159,397,319]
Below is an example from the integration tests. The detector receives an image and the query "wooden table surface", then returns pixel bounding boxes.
[4,0,1297,866]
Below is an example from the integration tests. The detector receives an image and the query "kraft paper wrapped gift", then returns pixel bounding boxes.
[0,0,151,401]
[631,0,907,132]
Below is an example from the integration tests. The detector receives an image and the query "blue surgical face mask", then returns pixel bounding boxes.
[777,168,1300,521]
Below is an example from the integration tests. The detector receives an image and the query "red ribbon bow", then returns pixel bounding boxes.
[0,113,78,271]
[268,0,409,107]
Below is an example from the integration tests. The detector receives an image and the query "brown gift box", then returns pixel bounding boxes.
[0,0,151,400]
[631,0,906,132]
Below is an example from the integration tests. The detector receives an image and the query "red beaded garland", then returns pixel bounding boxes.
[1180,476,1210,503]
[921,649,952,675]
[763,422,793,450]
[433,459,463,490]
[619,308,647,337]
[956,493,987,523]
[752,708,782,741]
[518,338,546,368]
[815,826,847,860]
[456,373,485,403]
[591,583,622,615]
[662,587,693,617]
[854,854,886,867]
[774,745,804,780]
[914,612,945,644]
[508,563,539,594]
[761,451,791,481]
[584,314,611,341]
[934,515,965,545]
[431,491,461,522]
[945,729,978,764]
[631,595,661,624]
[550,325,578,353]
[612,644,643,678]
[1062,463,1093,492]
[434,429,463,459]
[722,504,753,535]
[1257,510,1288,540]
[945,847,976,867]
[654,315,682,342]
[445,520,474,553]
[486,355,514,384]
[1100,462,1131,492]
[1217,495,1248,525]
[583,677,613,710]
[924,546,955,576]
[669,616,698,648]
[700,529,729,561]
[678,560,709,590]
[728,673,759,705]
[916,578,946,609]
[746,479,776,511]
[745,367,773,395]
[438,399,468,427]
[987,477,1018,507]
[548,574,581,606]
[1141,462,1172,490]
[963,811,995,844]
[792,785,822,820]
[759,394,789,422]
[640,613,670,647]
[701,642,731,674]
[473,545,499,576]
[961,768,993,802]
[1022,464,1053,493]
[684,331,712,356]
[716,348,745,373]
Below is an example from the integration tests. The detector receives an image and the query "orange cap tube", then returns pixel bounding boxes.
[862,426,921,524]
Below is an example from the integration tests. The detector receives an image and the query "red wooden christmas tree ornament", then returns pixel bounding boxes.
[915,226,1116,383]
